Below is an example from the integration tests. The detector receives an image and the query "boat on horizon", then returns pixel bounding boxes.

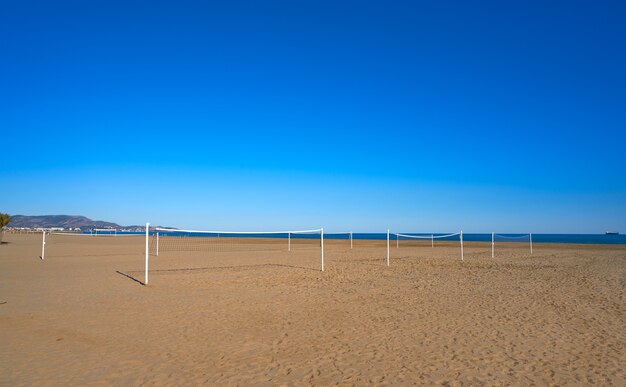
[605,231,619,235]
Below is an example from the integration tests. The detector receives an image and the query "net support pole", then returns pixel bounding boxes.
[41,231,46,260]
[145,222,149,285]
[396,233,398,249]
[288,232,291,252]
[156,231,159,256]
[431,234,434,248]
[491,232,494,258]
[530,233,533,254]
[320,228,324,272]
[350,232,353,249]
[460,230,464,262]
[387,229,390,267]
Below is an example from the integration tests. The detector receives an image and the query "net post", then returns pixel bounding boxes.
[386,229,390,267]
[350,232,353,249]
[288,232,291,252]
[320,228,324,272]
[431,234,434,248]
[530,233,533,254]
[145,222,149,285]
[491,231,494,258]
[396,233,398,249]
[156,231,159,256]
[41,231,46,260]
[460,230,464,261]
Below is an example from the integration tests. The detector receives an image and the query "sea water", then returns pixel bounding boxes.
[111,231,626,245]
[344,233,626,245]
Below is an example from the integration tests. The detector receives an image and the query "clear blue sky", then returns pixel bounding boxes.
[1,1,625,233]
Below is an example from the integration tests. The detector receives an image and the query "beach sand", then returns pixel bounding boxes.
[1,233,625,385]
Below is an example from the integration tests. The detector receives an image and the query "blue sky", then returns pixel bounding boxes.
[1,1,625,233]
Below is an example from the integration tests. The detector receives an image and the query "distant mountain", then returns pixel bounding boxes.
[9,215,123,230]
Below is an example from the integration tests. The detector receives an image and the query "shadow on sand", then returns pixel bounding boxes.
[115,270,146,286]
[116,263,320,286]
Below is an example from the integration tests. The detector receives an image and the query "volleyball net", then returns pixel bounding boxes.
[92,228,118,236]
[40,231,143,259]
[387,231,464,264]
[491,233,533,257]
[143,226,325,284]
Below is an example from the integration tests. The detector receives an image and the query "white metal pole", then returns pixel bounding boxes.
[530,233,533,254]
[460,230,464,261]
[431,234,434,248]
[491,232,494,258]
[396,233,399,249]
[320,228,324,272]
[145,222,149,285]
[387,229,390,267]
[156,231,159,256]
[41,231,46,260]
[350,232,353,249]
[288,232,291,252]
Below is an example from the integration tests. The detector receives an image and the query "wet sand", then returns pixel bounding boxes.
[1,233,625,385]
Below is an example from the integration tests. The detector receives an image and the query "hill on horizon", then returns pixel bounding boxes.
[8,215,124,229]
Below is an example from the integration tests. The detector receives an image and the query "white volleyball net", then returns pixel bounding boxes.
[143,227,325,283]
[92,228,118,236]
[390,232,464,263]
[491,233,533,257]
[41,231,144,259]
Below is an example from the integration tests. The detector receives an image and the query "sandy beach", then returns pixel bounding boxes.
[1,233,625,385]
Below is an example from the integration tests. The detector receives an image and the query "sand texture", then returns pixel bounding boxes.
[1,233,625,385]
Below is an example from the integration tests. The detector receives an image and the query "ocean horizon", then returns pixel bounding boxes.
[105,231,626,245]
